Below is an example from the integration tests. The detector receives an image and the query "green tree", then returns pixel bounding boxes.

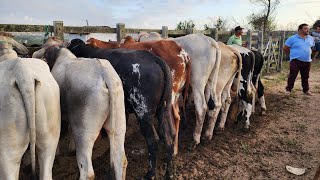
[249,0,280,34]
[313,19,320,29]
[204,17,228,31]
[176,20,195,30]
[248,13,276,32]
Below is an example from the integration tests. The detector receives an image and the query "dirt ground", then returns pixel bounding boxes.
[20,60,320,180]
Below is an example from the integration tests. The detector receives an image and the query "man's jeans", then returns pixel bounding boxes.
[286,59,311,93]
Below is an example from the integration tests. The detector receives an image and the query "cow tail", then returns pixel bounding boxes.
[98,59,127,179]
[153,56,175,141]
[15,63,38,180]
[228,47,243,98]
[182,54,191,125]
[210,39,222,108]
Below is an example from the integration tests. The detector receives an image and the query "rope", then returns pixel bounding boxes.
[43,25,50,44]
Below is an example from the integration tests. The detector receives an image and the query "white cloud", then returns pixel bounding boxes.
[0,0,319,30]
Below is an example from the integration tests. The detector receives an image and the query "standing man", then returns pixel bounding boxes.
[311,26,320,60]
[283,23,314,95]
[227,26,244,46]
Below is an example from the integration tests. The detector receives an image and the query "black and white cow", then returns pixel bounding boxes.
[68,39,175,179]
[227,45,267,129]
[251,49,267,115]
[228,45,256,129]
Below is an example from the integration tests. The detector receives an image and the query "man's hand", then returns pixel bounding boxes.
[283,45,290,54]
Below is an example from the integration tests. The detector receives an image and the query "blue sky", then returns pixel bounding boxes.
[1,0,319,30]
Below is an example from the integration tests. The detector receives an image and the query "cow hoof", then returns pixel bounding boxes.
[201,135,212,143]
[188,140,198,151]
[261,110,267,115]
[243,125,250,132]
[164,170,174,180]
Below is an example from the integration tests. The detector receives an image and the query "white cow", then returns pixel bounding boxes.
[33,37,127,180]
[0,36,61,180]
[135,31,162,42]
[202,42,242,139]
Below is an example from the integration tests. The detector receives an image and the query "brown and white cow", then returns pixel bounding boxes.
[86,36,191,155]
[87,37,120,49]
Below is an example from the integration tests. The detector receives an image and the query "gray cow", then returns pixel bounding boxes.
[33,37,127,180]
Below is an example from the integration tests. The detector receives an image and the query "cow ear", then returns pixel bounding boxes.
[32,48,46,59]
[44,46,59,70]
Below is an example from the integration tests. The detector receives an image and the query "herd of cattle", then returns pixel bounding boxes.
[0,31,267,180]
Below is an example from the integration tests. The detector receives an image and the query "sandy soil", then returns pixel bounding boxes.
[20,60,320,180]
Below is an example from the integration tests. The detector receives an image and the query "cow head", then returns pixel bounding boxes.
[86,37,96,46]
[121,36,135,45]
[135,31,149,42]
[32,37,64,69]
[136,32,162,42]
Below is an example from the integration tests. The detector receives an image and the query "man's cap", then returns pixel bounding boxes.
[235,26,244,31]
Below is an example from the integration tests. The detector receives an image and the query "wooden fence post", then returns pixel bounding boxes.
[211,28,218,41]
[257,31,264,54]
[116,23,125,42]
[162,26,168,38]
[246,29,252,49]
[278,31,285,72]
[53,21,64,41]
[266,36,272,73]
[187,27,194,34]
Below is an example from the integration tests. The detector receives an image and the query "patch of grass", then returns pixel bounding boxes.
[286,138,298,146]
[312,59,320,69]
[240,142,250,154]
[266,151,274,157]
[296,123,307,132]
[314,85,320,90]
[282,61,290,70]
[262,71,288,88]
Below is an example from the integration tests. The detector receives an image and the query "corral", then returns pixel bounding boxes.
[1,22,319,180]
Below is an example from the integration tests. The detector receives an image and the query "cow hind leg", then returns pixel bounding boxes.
[218,89,233,132]
[258,80,267,115]
[243,101,253,129]
[73,134,96,180]
[172,102,181,155]
[0,144,27,180]
[69,95,109,180]
[37,139,59,180]
[156,106,175,180]
[190,88,208,150]
[35,107,60,180]
[204,97,222,141]
[138,115,159,179]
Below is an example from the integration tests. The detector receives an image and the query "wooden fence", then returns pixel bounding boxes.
[0,21,296,72]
